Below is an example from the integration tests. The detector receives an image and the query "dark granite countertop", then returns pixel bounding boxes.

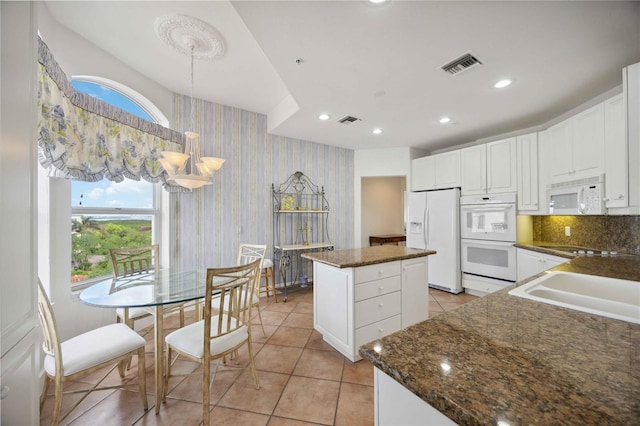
[359,255,640,425]
[514,241,579,259]
[301,245,436,268]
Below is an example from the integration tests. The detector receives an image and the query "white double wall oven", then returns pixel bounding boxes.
[460,193,518,294]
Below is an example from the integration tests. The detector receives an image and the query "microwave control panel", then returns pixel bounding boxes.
[582,185,603,213]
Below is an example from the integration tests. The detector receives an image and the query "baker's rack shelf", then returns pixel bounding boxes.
[272,171,333,301]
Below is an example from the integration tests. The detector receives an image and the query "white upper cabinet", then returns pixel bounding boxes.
[486,138,517,194]
[604,94,627,208]
[542,103,605,184]
[411,150,460,191]
[516,132,539,211]
[460,145,486,195]
[624,62,640,210]
[412,155,436,191]
[573,103,605,176]
[461,138,516,195]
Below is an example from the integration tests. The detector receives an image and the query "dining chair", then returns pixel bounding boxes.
[163,260,262,425]
[236,244,268,335]
[261,257,277,302]
[110,245,185,330]
[37,280,148,426]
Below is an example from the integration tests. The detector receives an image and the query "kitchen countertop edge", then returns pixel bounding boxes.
[301,245,436,268]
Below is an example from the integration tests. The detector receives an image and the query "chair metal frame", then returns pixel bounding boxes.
[110,244,185,329]
[37,280,148,425]
[237,244,268,335]
[163,260,261,425]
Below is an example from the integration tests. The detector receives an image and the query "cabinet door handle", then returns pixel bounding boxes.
[378,303,384,308]
[1,386,9,400]
[617,194,625,200]
[378,328,384,333]
[378,286,384,291]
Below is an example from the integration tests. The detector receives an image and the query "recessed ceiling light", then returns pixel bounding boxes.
[494,79,513,89]
[439,117,452,124]
[318,114,330,121]
[372,128,383,135]
[369,0,388,3]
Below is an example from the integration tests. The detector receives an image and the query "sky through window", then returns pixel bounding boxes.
[71,80,155,209]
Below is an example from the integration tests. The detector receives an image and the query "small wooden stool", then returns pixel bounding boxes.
[261,258,277,302]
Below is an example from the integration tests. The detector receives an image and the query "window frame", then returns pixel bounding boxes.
[69,75,167,290]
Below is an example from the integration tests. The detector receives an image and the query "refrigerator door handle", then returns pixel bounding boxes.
[424,207,429,246]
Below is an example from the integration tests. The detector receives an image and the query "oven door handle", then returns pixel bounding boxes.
[461,204,514,211]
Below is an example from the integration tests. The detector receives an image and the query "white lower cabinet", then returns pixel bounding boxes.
[313,257,429,362]
[375,367,456,426]
[0,328,40,426]
[516,248,570,281]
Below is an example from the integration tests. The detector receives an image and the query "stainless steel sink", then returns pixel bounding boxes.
[509,271,640,324]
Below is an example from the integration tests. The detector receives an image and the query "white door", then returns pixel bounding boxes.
[516,133,539,211]
[426,189,461,292]
[572,103,605,177]
[401,258,429,326]
[544,119,573,182]
[604,94,627,208]
[411,156,436,191]
[486,137,517,194]
[461,145,486,195]
[434,150,461,189]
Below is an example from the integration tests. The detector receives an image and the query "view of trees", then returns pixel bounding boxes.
[71,216,152,282]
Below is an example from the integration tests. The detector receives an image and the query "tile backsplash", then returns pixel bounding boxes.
[532,215,640,254]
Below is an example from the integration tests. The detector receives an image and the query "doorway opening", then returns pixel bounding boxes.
[361,176,406,248]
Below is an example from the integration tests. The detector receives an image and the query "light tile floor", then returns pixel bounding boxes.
[40,287,477,426]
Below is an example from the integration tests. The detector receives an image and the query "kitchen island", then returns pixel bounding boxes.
[359,255,640,425]
[302,246,436,361]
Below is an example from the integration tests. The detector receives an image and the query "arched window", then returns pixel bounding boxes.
[70,77,165,286]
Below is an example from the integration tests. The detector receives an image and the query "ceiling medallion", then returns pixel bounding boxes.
[155,14,225,60]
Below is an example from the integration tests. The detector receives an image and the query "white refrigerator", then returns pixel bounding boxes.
[406,188,462,293]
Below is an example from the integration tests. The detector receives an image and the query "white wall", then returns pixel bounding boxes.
[354,148,423,248]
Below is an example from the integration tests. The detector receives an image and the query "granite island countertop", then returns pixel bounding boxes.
[301,245,436,268]
[359,255,640,425]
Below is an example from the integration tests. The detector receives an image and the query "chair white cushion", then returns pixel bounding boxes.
[262,258,273,269]
[44,323,146,377]
[165,315,248,359]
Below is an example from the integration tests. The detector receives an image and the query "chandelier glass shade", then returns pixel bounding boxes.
[159,39,224,190]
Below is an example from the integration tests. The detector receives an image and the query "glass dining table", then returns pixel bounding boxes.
[79,268,216,413]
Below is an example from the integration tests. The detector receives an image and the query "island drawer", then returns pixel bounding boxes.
[355,276,401,302]
[354,261,401,284]
[355,291,401,328]
[355,314,401,349]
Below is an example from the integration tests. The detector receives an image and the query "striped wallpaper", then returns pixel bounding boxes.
[170,94,354,275]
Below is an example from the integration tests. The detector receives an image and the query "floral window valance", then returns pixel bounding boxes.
[37,37,186,191]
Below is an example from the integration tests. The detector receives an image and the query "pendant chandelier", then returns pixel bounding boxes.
[159,34,224,190]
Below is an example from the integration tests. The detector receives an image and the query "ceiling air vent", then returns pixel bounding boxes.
[338,115,361,125]
[441,53,482,75]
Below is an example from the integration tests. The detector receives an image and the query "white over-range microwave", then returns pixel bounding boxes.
[547,174,605,215]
